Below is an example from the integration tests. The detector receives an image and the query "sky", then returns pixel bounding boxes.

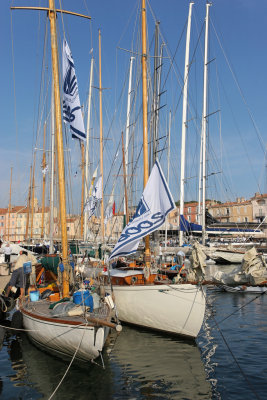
[1,0,267,213]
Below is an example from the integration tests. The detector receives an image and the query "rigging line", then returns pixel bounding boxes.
[209,306,261,400]
[82,0,93,52]
[47,325,87,400]
[210,18,265,154]
[210,289,267,329]
[198,277,262,400]
[116,0,140,51]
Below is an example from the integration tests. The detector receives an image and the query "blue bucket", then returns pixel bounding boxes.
[29,291,40,302]
[73,290,93,310]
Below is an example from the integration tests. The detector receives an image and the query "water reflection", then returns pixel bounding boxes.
[0,323,211,400]
[108,326,212,399]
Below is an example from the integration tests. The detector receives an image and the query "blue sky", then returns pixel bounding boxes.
[1,0,267,213]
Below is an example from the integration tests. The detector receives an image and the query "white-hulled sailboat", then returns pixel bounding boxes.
[103,0,205,339]
[11,0,120,363]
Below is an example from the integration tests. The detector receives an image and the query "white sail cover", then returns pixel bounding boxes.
[62,39,86,141]
[85,176,102,220]
[104,188,114,226]
[109,160,175,260]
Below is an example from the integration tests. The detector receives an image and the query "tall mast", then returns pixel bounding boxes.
[49,85,55,254]
[25,165,32,241]
[48,0,69,296]
[99,29,105,243]
[41,122,47,239]
[141,0,150,266]
[7,167,13,242]
[165,110,171,248]
[201,2,211,246]
[124,56,134,218]
[122,132,129,224]
[80,142,85,238]
[152,21,159,165]
[30,171,35,239]
[11,1,91,293]
[179,1,194,246]
[84,57,94,241]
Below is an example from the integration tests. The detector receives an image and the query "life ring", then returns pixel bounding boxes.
[131,276,138,284]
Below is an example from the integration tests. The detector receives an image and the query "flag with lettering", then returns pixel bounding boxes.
[62,39,86,141]
[109,160,175,260]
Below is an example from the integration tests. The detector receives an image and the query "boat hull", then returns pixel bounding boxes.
[21,308,109,362]
[105,283,205,338]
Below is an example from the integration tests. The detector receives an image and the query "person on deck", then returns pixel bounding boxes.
[177,250,185,267]
[3,243,12,264]
[5,250,37,298]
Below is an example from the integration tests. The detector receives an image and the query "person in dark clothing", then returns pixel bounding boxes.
[116,257,127,269]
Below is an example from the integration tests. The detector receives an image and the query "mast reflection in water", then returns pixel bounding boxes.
[0,325,211,399]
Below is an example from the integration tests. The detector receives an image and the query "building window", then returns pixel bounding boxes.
[188,216,191,222]
[244,217,248,222]
[226,208,230,215]
[188,207,191,214]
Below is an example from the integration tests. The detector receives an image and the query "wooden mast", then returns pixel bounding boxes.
[7,167,13,242]
[41,122,47,239]
[30,170,35,239]
[80,142,85,238]
[11,2,91,296]
[25,165,32,241]
[121,132,129,225]
[141,0,150,266]
[99,29,105,243]
[48,0,69,296]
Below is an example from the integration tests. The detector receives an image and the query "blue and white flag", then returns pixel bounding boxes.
[62,39,86,141]
[85,176,102,220]
[109,160,175,260]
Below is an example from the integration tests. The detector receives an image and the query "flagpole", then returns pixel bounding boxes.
[141,0,150,267]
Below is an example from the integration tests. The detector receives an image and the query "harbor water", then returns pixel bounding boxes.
[0,267,266,399]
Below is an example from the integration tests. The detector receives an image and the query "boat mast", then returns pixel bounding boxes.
[201,2,211,246]
[7,167,13,242]
[11,2,91,267]
[179,1,194,246]
[25,165,32,241]
[41,122,47,239]
[141,0,150,266]
[152,21,159,166]
[124,56,134,220]
[165,110,171,248]
[80,142,85,238]
[48,0,70,296]
[122,132,129,224]
[30,171,35,240]
[99,29,105,243]
[84,57,94,241]
[49,85,55,254]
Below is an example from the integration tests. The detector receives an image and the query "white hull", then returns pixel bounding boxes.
[22,308,109,362]
[105,284,205,338]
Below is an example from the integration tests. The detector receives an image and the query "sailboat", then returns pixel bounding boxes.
[103,0,206,339]
[11,0,121,363]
